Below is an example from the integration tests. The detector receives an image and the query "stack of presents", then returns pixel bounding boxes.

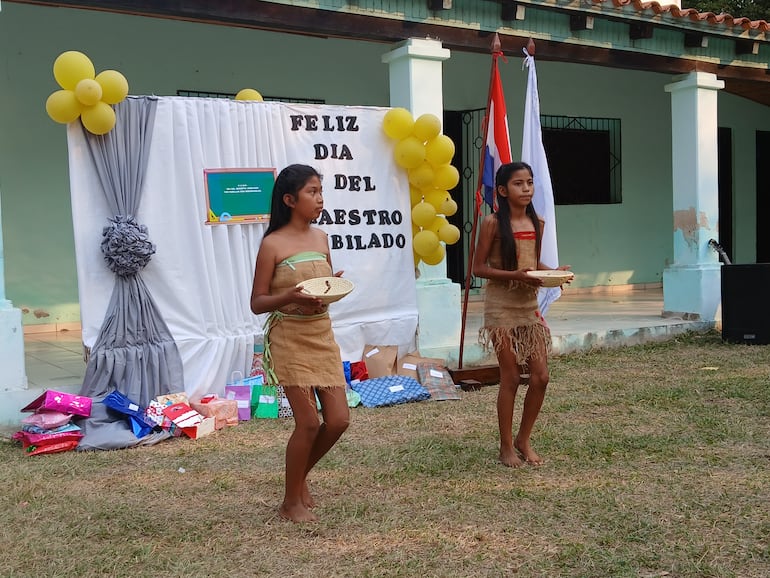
[12,344,461,456]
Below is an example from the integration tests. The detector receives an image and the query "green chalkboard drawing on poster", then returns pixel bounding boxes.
[204,168,276,224]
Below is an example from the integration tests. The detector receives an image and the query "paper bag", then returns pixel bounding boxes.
[396,352,446,381]
[362,345,398,378]
[254,384,279,419]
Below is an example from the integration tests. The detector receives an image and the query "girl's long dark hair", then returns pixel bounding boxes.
[494,162,541,271]
[264,164,322,237]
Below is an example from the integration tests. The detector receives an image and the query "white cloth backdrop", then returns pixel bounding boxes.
[68,97,418,401]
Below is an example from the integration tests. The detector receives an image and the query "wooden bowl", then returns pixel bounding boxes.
[526,270,574,287]
[296,276,355,304]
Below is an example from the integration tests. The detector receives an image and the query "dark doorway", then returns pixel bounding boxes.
[718,127,733,262]
[756,131,770,263]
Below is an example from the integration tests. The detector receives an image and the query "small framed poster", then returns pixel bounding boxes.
[204,168,276,224]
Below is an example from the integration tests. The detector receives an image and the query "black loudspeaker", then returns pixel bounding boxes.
[721,264,770,344]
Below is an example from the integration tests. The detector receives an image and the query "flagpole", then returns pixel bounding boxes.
[458,33,504,370]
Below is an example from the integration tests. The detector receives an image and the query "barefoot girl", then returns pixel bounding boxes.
[250,164,350,522]
[473,162,570,467]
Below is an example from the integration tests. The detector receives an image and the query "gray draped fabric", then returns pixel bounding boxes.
[75,97,184,451]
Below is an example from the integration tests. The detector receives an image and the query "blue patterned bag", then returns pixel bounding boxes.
[350,375,430,408]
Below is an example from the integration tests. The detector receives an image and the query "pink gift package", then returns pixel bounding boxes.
[21,390,92,417]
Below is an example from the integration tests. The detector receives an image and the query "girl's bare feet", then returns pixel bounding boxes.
[302,481,316,509]
[499,445,525,468]
[279,502,318,523]
[514,439,544,466]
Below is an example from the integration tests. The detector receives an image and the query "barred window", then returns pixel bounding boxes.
[541,115,622,205]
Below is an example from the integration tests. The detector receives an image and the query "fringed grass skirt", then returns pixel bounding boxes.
[479,279,552,364]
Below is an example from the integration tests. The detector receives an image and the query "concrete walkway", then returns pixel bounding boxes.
[3,285,712,427]
[459,286,713,366]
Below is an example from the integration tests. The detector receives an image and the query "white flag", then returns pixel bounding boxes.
[521,48,561,315]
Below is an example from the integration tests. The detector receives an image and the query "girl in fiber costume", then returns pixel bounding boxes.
[473,162,571,468]
[250,164,349,523]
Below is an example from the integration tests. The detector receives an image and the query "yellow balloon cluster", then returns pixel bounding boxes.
[383,108,461,267]
[45,51,129,136]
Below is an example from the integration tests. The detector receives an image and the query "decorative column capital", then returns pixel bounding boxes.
[665,71,725,94]
[381,38,451,65]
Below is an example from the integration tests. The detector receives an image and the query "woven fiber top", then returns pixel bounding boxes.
[296,276,355,304]
[526,270,575,287]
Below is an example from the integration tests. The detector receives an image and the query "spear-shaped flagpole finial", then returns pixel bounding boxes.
[491,32,502,54]
[527,37,536,56]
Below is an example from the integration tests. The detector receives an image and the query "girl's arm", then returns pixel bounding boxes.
[473,215,540,285]
[250,238,322,314]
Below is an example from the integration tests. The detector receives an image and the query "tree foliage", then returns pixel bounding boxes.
[682,0,770,20]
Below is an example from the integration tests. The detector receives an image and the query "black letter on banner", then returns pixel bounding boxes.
[383,234,394,248]
[368,234,382,249]
[334,209,346,224]
[335,174,347,190]
[317,210,333,225]
[348,176,361,191]
[338,144,353,160]
[314,144,328,160]
[348,209,361,225]
[346,117,360,131]
[305,115,318,130]
[396,234,406,248]
[362,210,377,225]
[330,235,343,250]
[289,115,303,131]
[391,211,403,225]
[377,210,392,226]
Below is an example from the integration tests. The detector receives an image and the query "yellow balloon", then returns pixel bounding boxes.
[438,223,461,245]
[53,51,95,90]
[74,78,103,106]
[428,215,449,234]
[96,70,129,104]
[235,88,263,101]
[45,90,83,123]
[382,107,414,140]
[433,163,460,190]
[440,197,458,217]
[411,201,436,228]
[413,229,440,258]
[425,189,449,210]
[425,134,456,166]
[408,162,435,189]
[394,136,425,169]
[409,186,425,207]
[81,102,116,135]
[422,243,446,266]
[412,113,442,142]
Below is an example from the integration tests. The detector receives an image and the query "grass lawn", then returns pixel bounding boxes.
[1,331,768,577]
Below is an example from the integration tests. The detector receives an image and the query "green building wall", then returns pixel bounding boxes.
[1,2,769,327]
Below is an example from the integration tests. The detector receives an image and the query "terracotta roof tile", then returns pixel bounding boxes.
[589,0,770,34]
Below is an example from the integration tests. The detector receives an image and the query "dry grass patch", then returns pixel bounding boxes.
[1,331,768,577]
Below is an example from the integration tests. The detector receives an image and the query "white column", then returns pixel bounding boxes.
[382,38,462,359]
[0,187,28,394]
[663,71,723,320]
